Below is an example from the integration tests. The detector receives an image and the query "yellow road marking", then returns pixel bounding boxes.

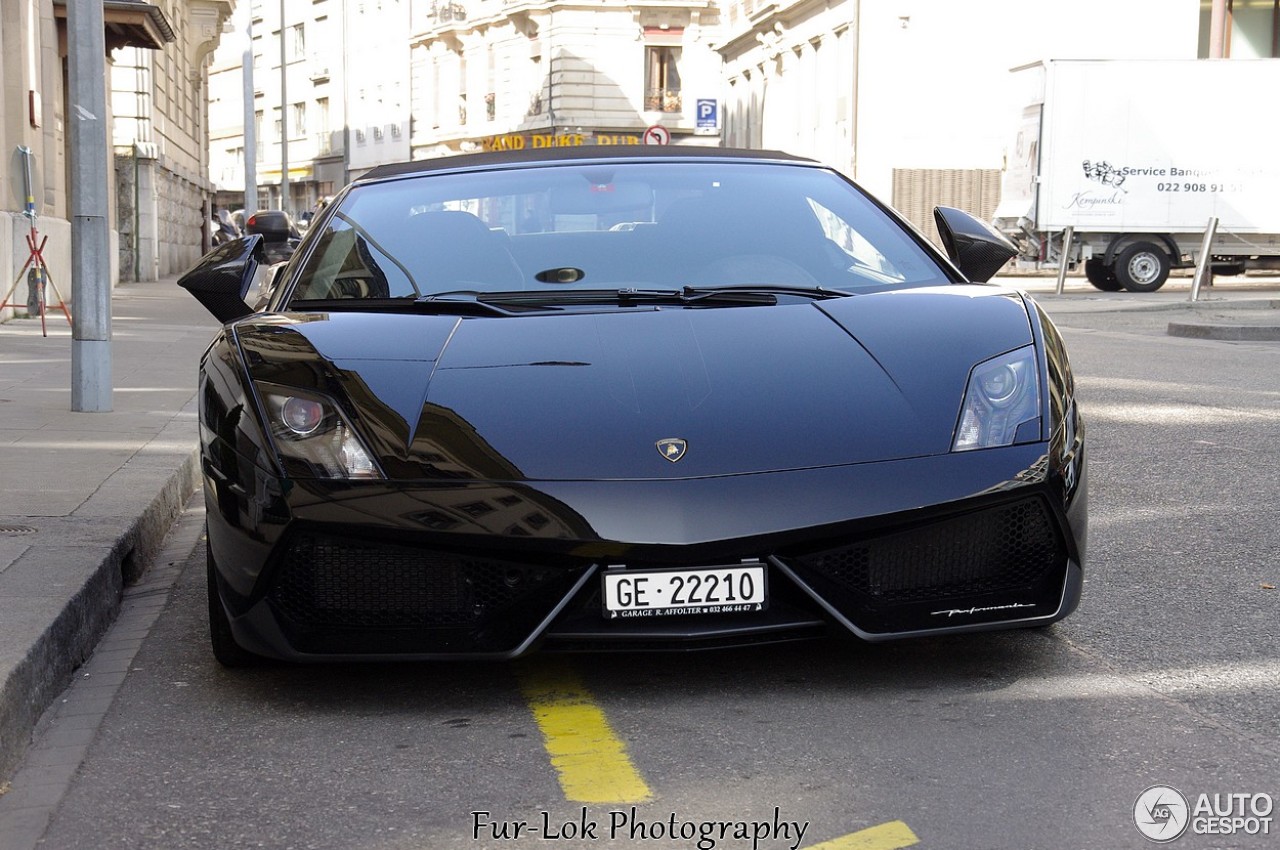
[517,659,653,804]
[805,820,920,850]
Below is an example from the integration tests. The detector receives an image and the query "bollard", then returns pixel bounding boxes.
[1055,227,1074,295]
[1189,216,1219,302]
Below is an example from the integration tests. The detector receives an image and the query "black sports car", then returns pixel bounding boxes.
[179,146,1086,666]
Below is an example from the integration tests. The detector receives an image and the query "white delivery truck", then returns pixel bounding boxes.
[995,59,1280,291]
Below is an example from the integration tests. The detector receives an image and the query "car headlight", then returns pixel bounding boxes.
[257,383,383,479]
[952,346,1041,452]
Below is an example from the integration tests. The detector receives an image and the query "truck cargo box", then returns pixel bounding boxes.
[997,59,1280,290]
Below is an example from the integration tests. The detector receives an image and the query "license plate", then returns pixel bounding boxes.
[602,563,767,618]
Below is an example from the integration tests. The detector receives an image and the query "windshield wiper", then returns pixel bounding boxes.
[475,287,842,309]
[619,287,776,306]
[292,286,849,315]
[417,291,565,314]
[679,284,850,301]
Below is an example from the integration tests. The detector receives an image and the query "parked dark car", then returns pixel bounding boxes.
[178,146,1087,666]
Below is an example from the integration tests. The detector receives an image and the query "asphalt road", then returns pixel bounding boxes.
[7,300,1280,850]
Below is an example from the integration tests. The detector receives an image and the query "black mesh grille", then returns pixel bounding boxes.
[796,499,1059,603]
[784,496,1067,632]
[266,533,584,651]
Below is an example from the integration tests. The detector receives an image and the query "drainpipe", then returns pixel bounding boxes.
[133,146,140,282]
[280,0,289,214]
[1209,0,1228,57]
[851,0,860,179]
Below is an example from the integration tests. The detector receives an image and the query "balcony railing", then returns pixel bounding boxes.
[312,130,345,157]
[644,89,682,113]
[433,2,466,22]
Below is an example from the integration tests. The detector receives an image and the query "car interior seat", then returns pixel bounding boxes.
[411,210,526,292]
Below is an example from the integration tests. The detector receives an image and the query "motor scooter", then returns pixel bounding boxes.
[210,209,240,246]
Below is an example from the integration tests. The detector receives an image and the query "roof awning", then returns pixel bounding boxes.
[53,0,177,52]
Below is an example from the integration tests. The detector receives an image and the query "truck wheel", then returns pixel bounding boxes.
[1084,258,1123,291]
[1115,242,1170,292]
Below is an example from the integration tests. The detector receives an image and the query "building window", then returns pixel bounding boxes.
[316,97,330,152]
[431,57,441,128]
[290,24,306,61]
[458,55,468,125]
[645,46,682,112]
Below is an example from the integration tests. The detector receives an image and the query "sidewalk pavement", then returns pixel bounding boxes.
[0,270,1278,782]
[1016,274,1280,339]
[0,275,219,780]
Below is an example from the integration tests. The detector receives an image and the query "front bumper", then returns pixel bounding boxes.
[205,442,1086,661]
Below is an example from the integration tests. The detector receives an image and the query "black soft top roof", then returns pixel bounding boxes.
[359,145,817,183]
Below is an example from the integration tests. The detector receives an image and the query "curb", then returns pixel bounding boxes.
[0,410,200,782]
[1030,295,1280,314]
[1166,322,1280,341]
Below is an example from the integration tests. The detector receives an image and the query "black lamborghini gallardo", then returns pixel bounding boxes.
[178,146,1087,665]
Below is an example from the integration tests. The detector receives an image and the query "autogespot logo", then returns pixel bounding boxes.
[1134,785,1191,843]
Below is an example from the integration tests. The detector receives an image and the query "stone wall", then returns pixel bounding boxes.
[158,167,205,278]
[113,152,207,282]
[114,152,138,283]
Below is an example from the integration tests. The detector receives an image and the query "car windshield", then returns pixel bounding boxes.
[285,160,951,306]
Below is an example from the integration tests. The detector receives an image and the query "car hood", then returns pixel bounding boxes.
[235,286,1034,481]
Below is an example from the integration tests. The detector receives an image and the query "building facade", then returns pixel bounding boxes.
[1,0,234,316]
[205,1,1276,245]
[111,0,235,281]
[209,0,352,220]
[408,0,724,158]
[346,0,411,179]
[208,0,725,217]
[1,0,72,319]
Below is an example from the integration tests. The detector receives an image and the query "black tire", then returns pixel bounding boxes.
[207,539,261,668]
[1083,258,1123,291]
[1114,242,1171,292]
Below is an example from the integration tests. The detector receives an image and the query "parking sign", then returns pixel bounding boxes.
[696,99,719,134]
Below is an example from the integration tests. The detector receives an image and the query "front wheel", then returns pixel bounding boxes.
[1114,242,1171,292]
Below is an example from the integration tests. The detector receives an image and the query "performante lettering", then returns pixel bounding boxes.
[931,603,1036,618]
